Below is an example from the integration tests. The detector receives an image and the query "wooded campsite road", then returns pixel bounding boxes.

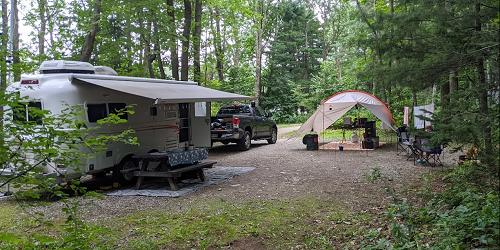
[27,135,457,223]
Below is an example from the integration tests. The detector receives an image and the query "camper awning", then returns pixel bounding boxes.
[73,76,250,103]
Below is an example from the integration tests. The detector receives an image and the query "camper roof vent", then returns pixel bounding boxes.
[39,60,95,74]
[94,66,118,76]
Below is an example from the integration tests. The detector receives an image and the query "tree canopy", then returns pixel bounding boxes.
[0,0,497,159]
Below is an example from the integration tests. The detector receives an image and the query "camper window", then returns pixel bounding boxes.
[150,107,158,116]
[195,102,207,117]
[87,104,107,123]
[108,103,128,120]
[13,101,43,124]
[179,103,189,143]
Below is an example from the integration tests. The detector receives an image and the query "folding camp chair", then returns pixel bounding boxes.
[396,131,409,155]
[415,140,443,167]
[397,132,420,161]
[420,146,443,167]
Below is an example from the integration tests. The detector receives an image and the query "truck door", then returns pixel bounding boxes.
[190,102,211,147]
[254,106,271,137]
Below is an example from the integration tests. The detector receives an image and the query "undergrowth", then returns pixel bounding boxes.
[0,198,374,249]
[364,161,500,249]
[2,162,498,249]
[116,198,373,249]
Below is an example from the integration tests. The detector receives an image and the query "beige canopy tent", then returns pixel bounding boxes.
[297,90,396,134]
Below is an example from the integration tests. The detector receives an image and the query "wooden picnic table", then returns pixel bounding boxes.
[129,149,216,190]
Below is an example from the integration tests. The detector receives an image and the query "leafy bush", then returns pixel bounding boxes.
[365,161,500,249]
[0,198,111,249]
[0,92,137,199]
[0,92,137,249]
[365,167,382,183]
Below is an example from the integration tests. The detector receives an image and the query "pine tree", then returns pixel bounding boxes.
[262,1,322,121]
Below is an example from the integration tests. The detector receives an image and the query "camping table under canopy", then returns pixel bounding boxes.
[297,90,396,134]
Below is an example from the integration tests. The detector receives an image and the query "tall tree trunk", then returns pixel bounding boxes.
[440,81,449,107]
[231,18,241,68]
[80,0,101,62]
[180,0,192,81]
[11,0,20,81]
[449,70,458,93]
[202,25,209,84]
[38,0,46,58]
[137,8,144,68]
[386,84,392,107]
[157,52,166,79]
[46,4,53,53]
[212,7,224,82]
[144,19,155,78]
[0,0,7,134]
[166,0,179,80]
[125,17,133,71]
[254,1,264,105]
[412,88,417,107]
[153,21,166,79]
[477,58,491,152]
[448,69,458,105]
[0,0,5,144]
[304,20,309,80]
[320,0,332,61]
[192,0,202,83]
[1,0,7,89]
[335,49,342,81]
[474,1,491,156]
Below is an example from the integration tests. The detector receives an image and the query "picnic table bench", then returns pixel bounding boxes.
[126,148,216,190]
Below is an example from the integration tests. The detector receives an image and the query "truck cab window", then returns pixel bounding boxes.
[87,103,107,123]
[108,103,128,120]
[254,107,262,116]
[217,105,251,116]
[256,107,267,117]
[243,106,251,113]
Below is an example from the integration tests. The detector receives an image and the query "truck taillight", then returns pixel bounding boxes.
[21,79,39,85]
[232,117,240,128]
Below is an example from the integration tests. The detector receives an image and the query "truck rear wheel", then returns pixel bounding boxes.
[238,131,251,151]
[267,128,277,144]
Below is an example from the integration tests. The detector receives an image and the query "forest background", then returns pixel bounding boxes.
[0,0,498,157]
[0,1,498,248]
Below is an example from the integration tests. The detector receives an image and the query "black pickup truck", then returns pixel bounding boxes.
[211,104,277,150]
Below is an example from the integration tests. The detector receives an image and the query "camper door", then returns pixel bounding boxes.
[190,102,211,147]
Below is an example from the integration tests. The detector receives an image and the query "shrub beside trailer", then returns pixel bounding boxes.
[5,60,249,182]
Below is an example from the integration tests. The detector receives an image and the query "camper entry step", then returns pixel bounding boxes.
[133,161,217,190]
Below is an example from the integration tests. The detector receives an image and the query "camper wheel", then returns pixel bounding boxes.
[114,157,138,184]
[92,171,108,179]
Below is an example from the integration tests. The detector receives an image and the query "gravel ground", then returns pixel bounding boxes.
[18,127,458,222]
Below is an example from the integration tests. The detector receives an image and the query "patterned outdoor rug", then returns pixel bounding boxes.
[106,166,255,198]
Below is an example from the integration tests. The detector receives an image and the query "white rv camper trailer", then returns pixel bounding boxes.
[7,60,249,180]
